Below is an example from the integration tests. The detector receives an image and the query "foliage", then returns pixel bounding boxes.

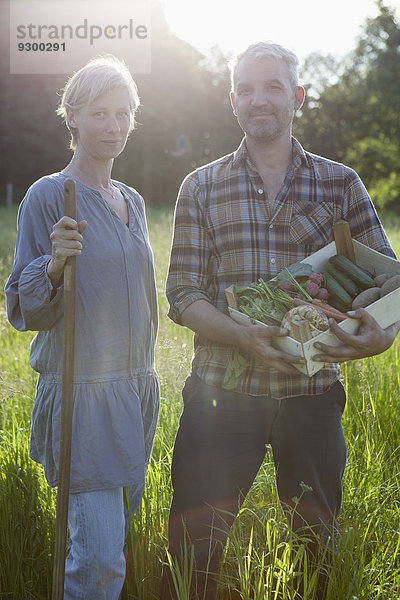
[2,1,398,211]
[370,171,400,212]
[0,0,241,208]
[296,1,400,211]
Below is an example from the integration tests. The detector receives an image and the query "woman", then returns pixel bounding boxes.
[5,55,159,599]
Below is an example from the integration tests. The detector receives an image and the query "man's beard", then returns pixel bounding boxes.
[244,109,292,143]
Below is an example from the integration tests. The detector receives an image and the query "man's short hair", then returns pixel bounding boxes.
[229,42,300,91]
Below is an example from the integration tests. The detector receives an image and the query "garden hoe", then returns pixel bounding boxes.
[52,179,77,600]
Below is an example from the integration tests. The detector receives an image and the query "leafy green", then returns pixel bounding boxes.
[235,278,295,326]
[222,347,251,389]
[279,268,314,302]
[275,261,313,281]
[223,262,314,389]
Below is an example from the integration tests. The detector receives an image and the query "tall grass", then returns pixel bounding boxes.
[1,204,400,599]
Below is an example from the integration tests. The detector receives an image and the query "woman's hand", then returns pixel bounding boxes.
[47,216,87,288]
[312,308,400,363]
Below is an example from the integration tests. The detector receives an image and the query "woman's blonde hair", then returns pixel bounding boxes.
[56,54,140,150]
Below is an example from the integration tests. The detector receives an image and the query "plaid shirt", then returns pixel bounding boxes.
[166,137,395,398]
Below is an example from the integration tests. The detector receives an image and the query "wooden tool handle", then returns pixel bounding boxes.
[333,220,355,263]
[52,179,77,600]
[63,179,77,221]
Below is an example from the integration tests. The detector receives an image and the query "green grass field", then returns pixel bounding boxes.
[1,205,400,599]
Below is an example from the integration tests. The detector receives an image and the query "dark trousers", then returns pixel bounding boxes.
[160,374,347,600]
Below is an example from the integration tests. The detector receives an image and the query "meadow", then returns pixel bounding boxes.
[1,204,400,599]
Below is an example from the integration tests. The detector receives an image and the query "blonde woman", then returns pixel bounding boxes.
[6,55,159,599]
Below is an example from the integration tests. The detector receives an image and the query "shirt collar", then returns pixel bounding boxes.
[291,137,309,168]
[232,136,310,170]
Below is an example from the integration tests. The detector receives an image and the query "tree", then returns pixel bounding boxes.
[2,0,398,211]
[295,1,400,211]
[0,0,240,207]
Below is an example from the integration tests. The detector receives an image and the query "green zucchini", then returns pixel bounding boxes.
[323,271,353,308]
[329,255,375,289]
[324,263,359,298]
[331,300,352,314]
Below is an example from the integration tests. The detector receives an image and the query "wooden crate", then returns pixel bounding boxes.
[226,239,400,377]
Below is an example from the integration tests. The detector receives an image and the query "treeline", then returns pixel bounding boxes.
[1,0,399,211]
[295,0,400,213]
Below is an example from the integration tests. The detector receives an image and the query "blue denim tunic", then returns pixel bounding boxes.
[5,173,160,493]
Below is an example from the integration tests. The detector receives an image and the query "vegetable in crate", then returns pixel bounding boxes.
[352,288,381,309]
[235,278,295,326]
[379,274,400,297]
[235,261,328,327]
[303,280,320,298]
[374,273,392,287]
[275,262,326,302]
[224,263,319,387]
[222,346,251,389]
[224,279,290,389]
[328,255,375,289]
[281,305,329,338]
[323,271,353,311]
[323,255,378,311]
[323,263,359,298]
[275,261,313,282]
[351,273,400,308]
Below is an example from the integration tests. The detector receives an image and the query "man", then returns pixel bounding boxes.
[160,42,400,599]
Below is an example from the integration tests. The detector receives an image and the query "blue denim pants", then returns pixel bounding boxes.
[64,482,144,600]
[160,374,347,600]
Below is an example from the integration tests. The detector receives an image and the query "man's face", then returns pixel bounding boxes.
[230,55,304,144]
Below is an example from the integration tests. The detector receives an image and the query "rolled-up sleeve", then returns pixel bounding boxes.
[166,173,212,324]
[5,179,64,332]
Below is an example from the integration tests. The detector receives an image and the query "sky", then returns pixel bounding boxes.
[162,0,400,63]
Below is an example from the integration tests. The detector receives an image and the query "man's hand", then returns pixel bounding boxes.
[312,308,400,363]
[180,299,305,374]
[239,323,306,374]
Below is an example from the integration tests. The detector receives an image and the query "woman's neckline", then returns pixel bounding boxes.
[59,172,130,227]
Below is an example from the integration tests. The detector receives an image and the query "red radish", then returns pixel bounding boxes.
[277,280,294,292]
[304,281,320,298]
[316,287,329,301]
[308,272,324,285]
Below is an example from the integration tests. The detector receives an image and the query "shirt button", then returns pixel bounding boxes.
[269,224,274,229]
[270,258,276,264]
[257,188,263,194]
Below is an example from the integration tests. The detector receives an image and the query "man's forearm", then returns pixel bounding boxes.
[180,299,245,347]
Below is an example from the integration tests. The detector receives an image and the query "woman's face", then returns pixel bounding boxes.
[68,87,132,161]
